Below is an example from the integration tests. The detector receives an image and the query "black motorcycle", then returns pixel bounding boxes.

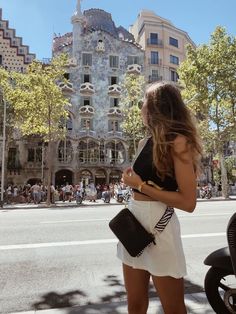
[116,188,131,203]
[200,187,212,199]
[204,212,236,314]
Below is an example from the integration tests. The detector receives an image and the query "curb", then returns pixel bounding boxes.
[1,197,236,210]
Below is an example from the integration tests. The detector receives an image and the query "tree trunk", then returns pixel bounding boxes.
[219,152,229,199]
[46,140,52,206]
[133,137,137,155]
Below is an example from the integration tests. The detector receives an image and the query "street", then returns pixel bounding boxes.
[0,200,235,313]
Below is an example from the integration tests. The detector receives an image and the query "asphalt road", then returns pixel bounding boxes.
[0,200,235,313]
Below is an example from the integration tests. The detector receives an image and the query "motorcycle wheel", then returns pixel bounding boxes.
[204,267,236,314]
[117,196,123,203]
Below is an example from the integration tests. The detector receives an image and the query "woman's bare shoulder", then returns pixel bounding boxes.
[173,135,189,154]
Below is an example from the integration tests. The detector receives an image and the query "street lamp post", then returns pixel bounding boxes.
[41,143,44,184]
[0,99,7,207]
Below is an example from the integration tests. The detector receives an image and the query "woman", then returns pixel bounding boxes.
[119,82,202,314]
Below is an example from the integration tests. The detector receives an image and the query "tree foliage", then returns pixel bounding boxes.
[8,54,70,141]
[120,73,146,154]
[178,26,236,197]
[3,54,70,204]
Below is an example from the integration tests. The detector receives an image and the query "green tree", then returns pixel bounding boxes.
[178,26,236,198]
[7,54,70,205]
[0,67,17,189]
[120,73,146,156]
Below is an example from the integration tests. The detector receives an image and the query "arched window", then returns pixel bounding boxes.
[88,140,99,164]
[59,114,73,131]
[116,142,125,164]
[78,140,87,164]
[58,140,73,163]
[105,141,125,165]
[106,141,116,164]
[66,115,73,131]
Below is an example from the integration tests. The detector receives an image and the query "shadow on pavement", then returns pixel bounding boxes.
[32,274,210,313]
[32,290,87,310]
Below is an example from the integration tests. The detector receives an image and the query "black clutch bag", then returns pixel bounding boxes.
[109,207,156,257]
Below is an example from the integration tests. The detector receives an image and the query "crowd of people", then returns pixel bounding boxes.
[1,181,129,205]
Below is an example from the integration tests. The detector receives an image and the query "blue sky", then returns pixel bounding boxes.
[1,0,236,60]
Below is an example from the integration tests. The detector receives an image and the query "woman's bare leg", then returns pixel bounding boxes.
[123,263,150,314]
[152,275,187,314]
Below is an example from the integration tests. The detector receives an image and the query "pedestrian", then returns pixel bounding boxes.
[30,182,40,204]
[64,182,72,202]
[6,184,13,204]
[120,82,203,314]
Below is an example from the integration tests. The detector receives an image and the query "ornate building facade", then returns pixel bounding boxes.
[50,2,144,186]
[1,2,144,187]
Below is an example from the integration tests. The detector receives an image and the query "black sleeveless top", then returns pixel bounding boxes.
[132,137,178,193]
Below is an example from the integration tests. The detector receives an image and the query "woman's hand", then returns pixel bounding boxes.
[122,168,143,189]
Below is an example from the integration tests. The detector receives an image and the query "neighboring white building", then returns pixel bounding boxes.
[129,10,195,84]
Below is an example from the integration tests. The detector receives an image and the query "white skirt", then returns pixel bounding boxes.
[117,199,187,278]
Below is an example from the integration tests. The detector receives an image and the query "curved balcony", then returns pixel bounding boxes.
[66,57,77,67]
[107,130,123,138]
[127,64,142,74]
[80,82,95,95]
[78,129,96,138]
[108,84,122,96]
[107,107,122,117]
[58,82,75,94]
[79,105,95,116]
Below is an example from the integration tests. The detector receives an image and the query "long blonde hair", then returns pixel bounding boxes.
[145,82,202,179]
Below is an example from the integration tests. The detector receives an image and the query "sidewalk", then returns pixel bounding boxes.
[2,195,236,210]
[9,292,213,314]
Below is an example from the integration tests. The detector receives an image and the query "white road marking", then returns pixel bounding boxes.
[40,218,109,224]
[39,212,235,224]
[0,233,226,251]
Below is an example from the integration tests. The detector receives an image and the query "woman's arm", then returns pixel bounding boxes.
[122,136,197,213]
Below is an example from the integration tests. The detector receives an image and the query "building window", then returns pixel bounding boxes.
[27,148,42,162]
[66,115,73,131]
[81,118,92,130]
[88,140,99,164]
[149,69,159,82]
[83,74,91,83]
[82,53,92,66]
[64,73,70,80]
[58,140,73,163]
[78,141,87,163]
[109,76,118,85]
[150,33,158,45]
[109,120,119,131]
[170,55,179,65]
[127,56,139,65]
[169,37,179,48]
[82,97,91,106]
[28,149,35,162]
[0,55,2,65]
[170,70,179,82]
[109,55,119,68]
[151,51,159,64]
[7,148,17,169]
[110,98,119,107]
[106,141,125,165]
